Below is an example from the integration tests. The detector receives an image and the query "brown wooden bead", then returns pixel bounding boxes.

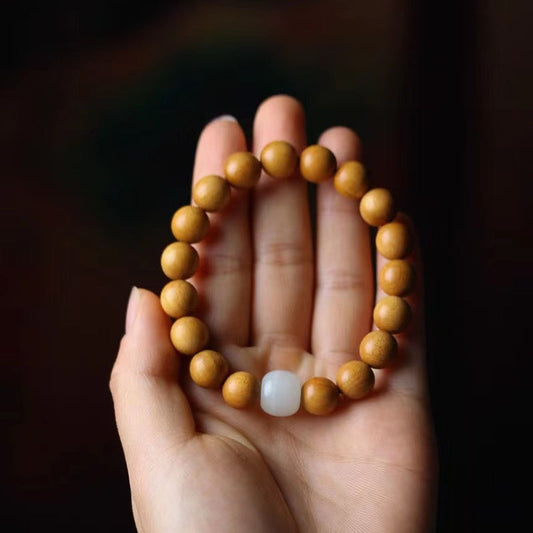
[192,174,231,212]
[170,316,209,355]
[336,360,375,400]
[189,350,229,388]
[224,152,261,188]
[333,161,369,200]
[359,188,396,227]
[300,144,337,183]
[171,205,210,243]
[160,242,199,279]
[222,371,259,409]
[301,377,339,415]
[379,259,416,296]
[359,330,398,369]
[373,296,412,333]
[376,222,412,260]
[160,280,197,319]
[260,140,298,179]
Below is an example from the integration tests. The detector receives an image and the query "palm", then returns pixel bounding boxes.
[163,341,433,532]
[111,96,436,533]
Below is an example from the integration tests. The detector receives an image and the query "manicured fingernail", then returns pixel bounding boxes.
[210,114,238,123]
[125,286,139,333]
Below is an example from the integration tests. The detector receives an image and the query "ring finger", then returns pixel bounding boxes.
[311,127,374,379]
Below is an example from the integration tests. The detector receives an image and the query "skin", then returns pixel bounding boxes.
[110,95,438,533]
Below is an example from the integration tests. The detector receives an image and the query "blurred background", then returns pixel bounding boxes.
[1,0,531,531]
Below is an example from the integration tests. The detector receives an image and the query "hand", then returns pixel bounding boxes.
[110,95,437,532]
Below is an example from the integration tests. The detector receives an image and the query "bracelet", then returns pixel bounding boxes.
[159,140,415,417]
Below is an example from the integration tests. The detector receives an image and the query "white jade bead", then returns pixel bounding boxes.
[260,370,301,417]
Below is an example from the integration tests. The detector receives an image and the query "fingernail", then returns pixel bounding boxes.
[125,286,140,333]
[210,114,238,123]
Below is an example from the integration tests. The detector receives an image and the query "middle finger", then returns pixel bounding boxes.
[251,95,313,355]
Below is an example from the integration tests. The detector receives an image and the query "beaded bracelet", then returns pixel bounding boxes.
[159,140,415,417]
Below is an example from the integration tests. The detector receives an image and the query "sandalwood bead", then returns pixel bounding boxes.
[336,361,375,400]
[379,259,416,296]
[301,377,339,415]
[160,280,197,319]
[222,371,260,409]
[193,174,231,212]
[359,330,398,369]
[333,161,369,200]
[170,316,209,355]
[300,145,337,183]
[376,222,412,260]
[171,205,210,243]
[359,188,396,227]
[260,140,298,179]
[189,350,229,389]
[373,296,412,333]
[160,242,199,279]
[224,152,261,188]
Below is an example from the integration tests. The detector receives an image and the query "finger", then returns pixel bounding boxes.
[251,95,313,351]
[110,288,195,475]
[374,215,428,399]
[190,117,251,348]
[312,127,373,378]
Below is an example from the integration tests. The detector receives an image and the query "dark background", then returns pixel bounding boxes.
[2,0,531,531]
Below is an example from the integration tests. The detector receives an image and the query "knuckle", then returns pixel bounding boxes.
[258,331,302,348]
[257,241,312,267]
[317,201,359,217]
[109,336,129,396]
[315,349,356,367]
[109,364,123,397]
[200,252,250,276]
[317,268,371,292]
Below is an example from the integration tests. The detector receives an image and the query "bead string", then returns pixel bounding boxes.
[159,140,415,417]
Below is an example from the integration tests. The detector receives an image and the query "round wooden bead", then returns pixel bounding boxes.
[359,188,396,227]
[170,316,209,355]
[260,140,298,179]
[336,361,375,400]
[160,242,199,279]
[333,161,369,200]
[373,296,412,333]
[300,145,337,183]
[376,221,412,260]
[222,371,260,409]
[301,377,339,415]
[171,205,210,243]
[189,350,229,389]
[160,280,197,319]
[192,174,231,212]
[359,330,398,369]
[379,259,416,296]
[224,152,261,188]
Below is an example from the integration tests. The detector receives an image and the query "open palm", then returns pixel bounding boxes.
[110,95,437,532]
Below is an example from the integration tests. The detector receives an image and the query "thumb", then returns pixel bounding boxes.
[110,287,195,476]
